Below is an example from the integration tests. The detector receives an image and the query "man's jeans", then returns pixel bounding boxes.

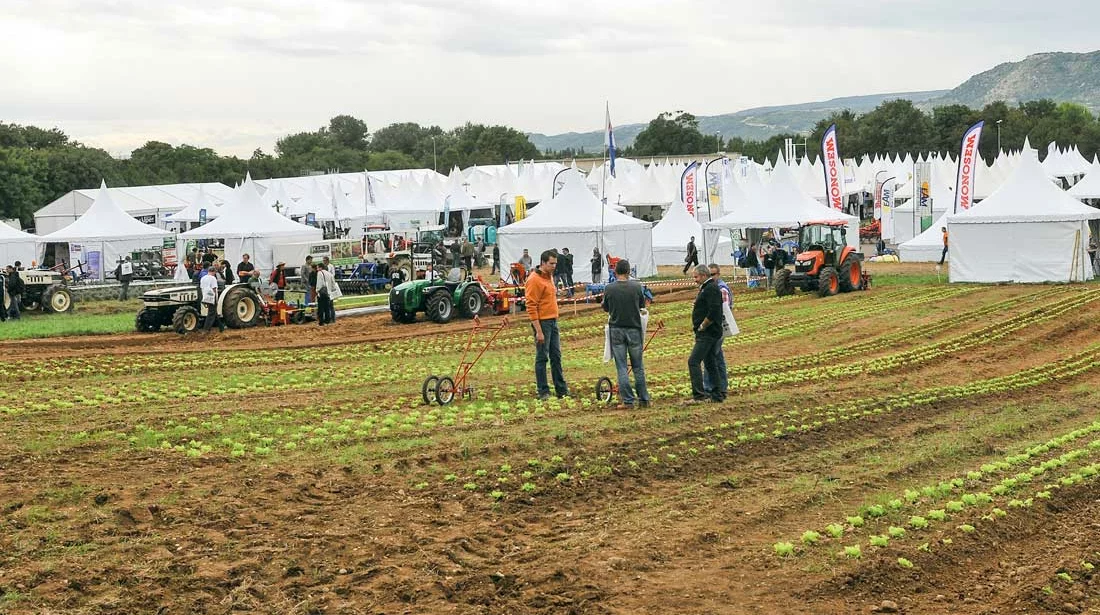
[610,326,649,405]
[7,294,20,320]
[688,333,722,401]
[533,318,568,397]
[702,337,728,400]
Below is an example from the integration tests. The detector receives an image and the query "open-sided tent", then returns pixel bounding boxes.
[947,150,1100,283]
[165,185,221,229]
[37,182,173,280]
[702,162,858,263]
[0,222,37,267]
[497,171,656,282]
[180,179,322,274]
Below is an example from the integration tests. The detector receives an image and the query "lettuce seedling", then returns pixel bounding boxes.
[897,557,914,569]
[773,541,795,557]
[825,523,845,539]
[801,530,821,545]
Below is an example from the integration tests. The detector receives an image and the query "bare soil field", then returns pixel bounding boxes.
[1,272,1099,614]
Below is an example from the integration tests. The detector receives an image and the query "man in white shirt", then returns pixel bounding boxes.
[314,264,341,326]
[200,263,223,333]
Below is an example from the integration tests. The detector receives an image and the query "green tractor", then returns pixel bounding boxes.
[389,268,487,324]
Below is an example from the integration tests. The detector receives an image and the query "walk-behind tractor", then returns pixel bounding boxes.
[595,320,664,403]
[7,269,74,314]
[774,220,869,298]
[422,316,509,405]
[135,283,263,334]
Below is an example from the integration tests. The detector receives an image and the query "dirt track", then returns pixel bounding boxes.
[1,278,1099,614]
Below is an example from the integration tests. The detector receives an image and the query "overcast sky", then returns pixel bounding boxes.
[2,0,1097,157]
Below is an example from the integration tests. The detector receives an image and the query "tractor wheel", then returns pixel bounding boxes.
[595,377,614,404]
[135,308,160,332]
[222,286,261,329]
[42,285,73,313]
[817,266,839,297]
[422,376,440,405]
[392,257,413,285]
[172,306,201,334]
[774,269,794,297]
[458,287,484,318]
[427,290,454,324]
[838,258,862,292]
[435,376,456,405]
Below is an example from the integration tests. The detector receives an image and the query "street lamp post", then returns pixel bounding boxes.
[996,119,1003,154]
[716,131,722,153]
[431,136,438,172]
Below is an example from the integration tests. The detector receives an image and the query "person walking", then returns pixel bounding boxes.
[687,264,724,403]
[702,264,732,402]
[525,249,569,400]
[491,243,500,276]
[301,255,314,305]
[6,264,24,320]
[937,226,949,268]
[683,236,699,275]
[114,256,134,301]
[602,258,650,408]
[590,246,602,284]
[200,263,223,333]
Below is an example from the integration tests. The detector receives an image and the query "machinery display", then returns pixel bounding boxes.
[135,282,263,334]
[9,269,74,314]
[388,268,487,324]
[421,316,509,405]
[774,221,869,298]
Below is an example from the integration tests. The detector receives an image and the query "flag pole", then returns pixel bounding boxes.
[601,101,609,259]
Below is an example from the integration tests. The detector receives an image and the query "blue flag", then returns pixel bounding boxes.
[606,103,616,178]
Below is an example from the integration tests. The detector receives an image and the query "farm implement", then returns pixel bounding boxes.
[422,316,509,405]
[595,319,665,403]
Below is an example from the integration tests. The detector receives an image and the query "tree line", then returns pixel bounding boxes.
[0,116,540,227]
[3,99,1099,227]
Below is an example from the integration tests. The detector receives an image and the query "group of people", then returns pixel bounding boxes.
[299,255,342,326]
[523,248,734,407]
[1,261,25,321]
[432,238,486,273]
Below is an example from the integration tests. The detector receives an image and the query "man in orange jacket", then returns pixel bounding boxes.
[525,249,570,400]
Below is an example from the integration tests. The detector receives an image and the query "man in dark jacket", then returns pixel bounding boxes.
[683,236,699,274]
[6,264,24,319]
[687,264,723,403]
[113,256,134,300]
[558,247,574,295]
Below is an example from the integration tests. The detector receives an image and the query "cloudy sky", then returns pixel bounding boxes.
[1,0,1097,157]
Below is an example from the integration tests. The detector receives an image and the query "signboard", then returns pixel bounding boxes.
[821,124,844,210]
[953,121,984,213]
[86,250,102,280]
[198,208,207,224]
[135,214,157,225]
[914,161,933,232]
[681,161,700,216]
[162,236,178,269]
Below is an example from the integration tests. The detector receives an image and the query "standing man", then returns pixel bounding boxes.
[525,249,569,400]
[602,258,650,409]
[236,253,259,286]
[702,263,731,402]
[0,267,8,322]
[200,262,223,333]
[314,263,332,326]
[461,238,474,273]
[269,262,288,301]
[590,246,603,284]
[114,256,134,301]
[491,243,500,276]
[938,226,949,269]
[301,255,314,305]
[559,247,574,296]
[4,265,22,320]
[683,236,699,275]
[519,249,533,275]
[687,264,724,403]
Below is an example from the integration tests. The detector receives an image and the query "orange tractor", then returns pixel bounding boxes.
[774,220,868,298]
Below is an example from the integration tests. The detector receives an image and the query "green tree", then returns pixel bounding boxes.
[327,115,370,150]
[0,147,48,225]
[630,112,708,156]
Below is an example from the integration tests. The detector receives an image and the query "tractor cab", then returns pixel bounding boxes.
[776,220,867,298]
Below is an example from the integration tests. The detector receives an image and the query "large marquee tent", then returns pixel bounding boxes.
[0,222,37,267]
[496,171,656,282]
[947,150,1100,283]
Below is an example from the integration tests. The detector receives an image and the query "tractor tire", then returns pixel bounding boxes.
[774,269,794,297]
[838,257,862,292]
[458,287,484,319]
[817,266,839,297]
[42,285,73,313]
[172,306,201,334]
[222,286,261,329]
[427,290,454,324]
[135,308,160,332]
[391,309,417,324]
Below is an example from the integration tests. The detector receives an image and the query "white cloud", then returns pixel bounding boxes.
[1,0,1096,156]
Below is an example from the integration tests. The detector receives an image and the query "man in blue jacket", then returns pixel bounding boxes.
[687,264,724,403]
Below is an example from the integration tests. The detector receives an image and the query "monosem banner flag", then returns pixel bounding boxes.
[681,161,700,217]
[953,121,984,213]
[821,124,844,210]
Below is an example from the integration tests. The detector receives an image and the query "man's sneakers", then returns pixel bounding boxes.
[537,393,551,401]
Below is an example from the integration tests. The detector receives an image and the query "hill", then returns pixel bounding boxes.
[526,91,947,153]
[924,50,1100,111]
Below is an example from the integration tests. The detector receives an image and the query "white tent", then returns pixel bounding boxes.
[37,182,173,281]
[497,171,656,281]
[34,182,234,234]
[898,212,949,262]
[0,222,37,267]
[947,150,1100,283]
[180,179,322,274]
[702,161,859,263]
[651,199,734,266]
[165,185,221,227]
[1067,161,1100,200]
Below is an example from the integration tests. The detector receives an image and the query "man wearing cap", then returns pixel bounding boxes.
[269,261,288,301]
